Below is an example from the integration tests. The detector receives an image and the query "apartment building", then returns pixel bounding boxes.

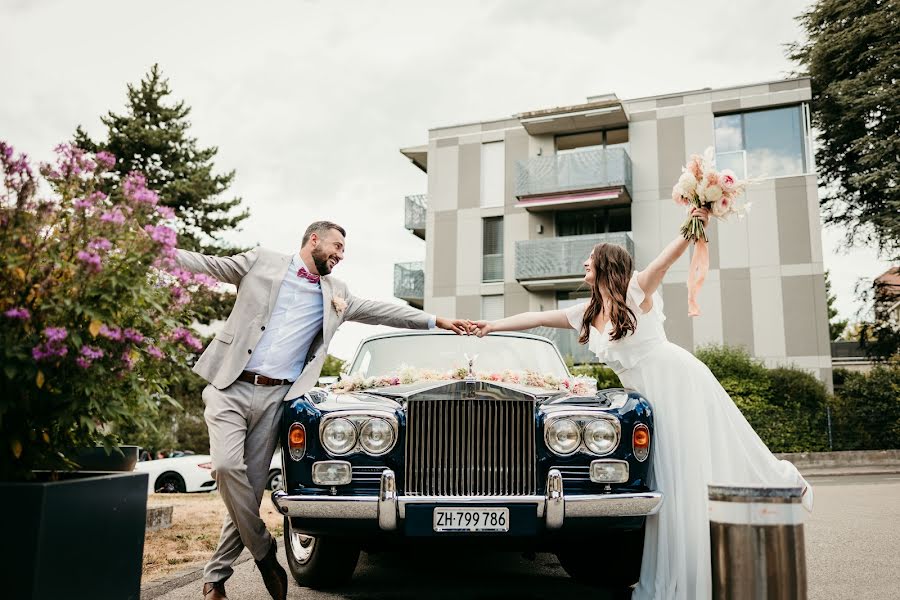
[394,77,833,385]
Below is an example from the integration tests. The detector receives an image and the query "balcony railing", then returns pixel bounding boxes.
[394,261,424,308]
[404,194,427,239]
[515,232,634,283]
[515,147,632,199]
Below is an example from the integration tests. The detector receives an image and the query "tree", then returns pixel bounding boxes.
[74,64,248,255]
[825,271,849,341]
[788,0,900,260]
[321,355,346,378]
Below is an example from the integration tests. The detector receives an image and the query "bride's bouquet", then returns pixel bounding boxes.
[671,147,752,316]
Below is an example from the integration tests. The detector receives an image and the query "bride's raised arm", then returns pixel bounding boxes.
[636,207,709,298]
[473,309,571,337]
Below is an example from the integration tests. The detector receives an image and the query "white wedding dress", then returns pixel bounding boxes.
[564,271,813,600]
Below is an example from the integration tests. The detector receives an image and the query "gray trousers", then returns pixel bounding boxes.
[202,381,288,584]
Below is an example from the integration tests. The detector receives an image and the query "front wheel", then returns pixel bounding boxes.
[283,517,360,588]
[556,527,644,591]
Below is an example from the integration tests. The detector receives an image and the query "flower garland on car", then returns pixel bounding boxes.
[331,365,591,395]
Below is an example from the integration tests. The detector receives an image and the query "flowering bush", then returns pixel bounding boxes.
[0,141,217,481]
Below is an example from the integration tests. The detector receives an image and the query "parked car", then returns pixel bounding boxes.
[134,453,217,494]
[272,331,660,593]
[268,449,284,491]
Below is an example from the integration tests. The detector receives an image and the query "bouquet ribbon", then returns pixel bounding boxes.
[687,238,709,317]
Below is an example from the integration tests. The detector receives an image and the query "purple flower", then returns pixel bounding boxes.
[100,208,126,225]
[146,345,165,360]
[44,327,67,342]
[123,328,144,344]
[89,191,107,203]
[121,350,136,370]
[80,345,104,360]
[76,250,102,272]
[73,198,93,210]
[171,327,203,351]
[76,357,92,369]
[144,224,177,248]
[156,206,176,220]
[32,327,69,361]
[95,151,116,170]
[123,172,159,205]
[4,307,31,320]
[99,324,123,341]
[88,237,112,252]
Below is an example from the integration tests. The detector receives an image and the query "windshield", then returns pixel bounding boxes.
[348,334,569,379]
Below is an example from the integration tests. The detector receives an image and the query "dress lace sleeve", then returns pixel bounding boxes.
[564,302,588,331]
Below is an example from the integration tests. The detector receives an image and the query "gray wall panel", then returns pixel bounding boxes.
[656,117,686,194]
[458,143,481,209]
[721,269,754,351]
[781,274,821,357]
[775,178,813,265]
[432,211,458,296]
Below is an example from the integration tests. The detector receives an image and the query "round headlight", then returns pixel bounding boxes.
[546,419,580,455]
[584,419,618,455]
[359,418,394,455]
[321,418,357,455]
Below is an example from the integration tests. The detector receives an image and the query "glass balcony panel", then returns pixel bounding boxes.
[515,232,634,282]
[404,194,427,239]
[515,147,632,199]
[393,261,424,308]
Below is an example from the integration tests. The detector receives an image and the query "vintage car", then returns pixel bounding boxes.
[272,331,661,593]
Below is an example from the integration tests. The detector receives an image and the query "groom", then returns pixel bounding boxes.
[174,221,470,600]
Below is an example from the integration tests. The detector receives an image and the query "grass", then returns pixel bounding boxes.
[142,490,284,583]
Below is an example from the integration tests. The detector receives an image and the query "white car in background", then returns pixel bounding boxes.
[267,449,284,491]
[135,454,217,494]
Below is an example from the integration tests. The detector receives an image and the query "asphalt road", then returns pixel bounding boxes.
[150,474,900,600]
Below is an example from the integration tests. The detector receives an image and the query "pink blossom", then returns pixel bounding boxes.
[719,169,737,192]
[32,327,69,361]
[123,172,159,206]
[73,198,93,210]
[44,327,67,342]
[146,345,165,360]
[688,155,703,180]
[705,171,719,186]
[672,187,690,207]
[95,151,116,170]
[80,345,104,360]
[100,208,126,224]
[88,237,112,252]
[99,324,124,341]
[144,224,177,248]
[75,357,92,369]
[156,205,176,220]
[121,350,137,370]
[171,327,203,351]
[4,307,31,320]
[76,250,102,272]
[123,328,144,344]
[89,191,107,203]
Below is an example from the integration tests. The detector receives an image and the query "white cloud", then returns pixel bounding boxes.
[0,0,885,357]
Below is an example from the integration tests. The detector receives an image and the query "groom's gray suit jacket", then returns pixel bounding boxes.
[175,247,432,401]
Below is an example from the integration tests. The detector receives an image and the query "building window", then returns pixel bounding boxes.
[482,216,504,282]
[481,295,505,321]
[714,105,810,179]
[556,206,631,237]
[480,141,505,207]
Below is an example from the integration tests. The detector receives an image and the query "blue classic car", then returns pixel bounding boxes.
[271,331,661,593]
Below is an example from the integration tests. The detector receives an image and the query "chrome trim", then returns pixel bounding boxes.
[271,469,664,526]
[589,459,630,484]
[319,410,399,457]
[633,423,650,462]
[543,413,621,457]
[545,469,564,529]
[378,469,398,530]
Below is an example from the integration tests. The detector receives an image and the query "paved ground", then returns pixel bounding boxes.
[148,474,900,600]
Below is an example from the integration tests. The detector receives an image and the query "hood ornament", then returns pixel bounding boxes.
[463,353,478,380]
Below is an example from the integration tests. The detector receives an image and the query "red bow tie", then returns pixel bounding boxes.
[297,266,321,284]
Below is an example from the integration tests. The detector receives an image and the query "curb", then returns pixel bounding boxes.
[140,540,280,600]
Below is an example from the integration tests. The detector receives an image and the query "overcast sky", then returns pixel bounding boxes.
[1,0,892,359]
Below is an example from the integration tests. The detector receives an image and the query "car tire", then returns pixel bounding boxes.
[283,517,360,588]
[556,527,644,590]
[266,469,283,491]
[154,472,186,494]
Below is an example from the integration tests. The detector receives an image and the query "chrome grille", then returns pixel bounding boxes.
[405,399,536,496]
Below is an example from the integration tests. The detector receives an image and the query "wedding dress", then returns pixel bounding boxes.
[564,271,813,600]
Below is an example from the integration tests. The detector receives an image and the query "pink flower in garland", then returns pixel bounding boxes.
[76,250,102,272]
[4,307,30,320]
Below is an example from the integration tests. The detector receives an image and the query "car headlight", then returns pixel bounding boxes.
[321,418,357,455]
[546,418,580,455]
[584,419,618,455]
[359,418,394,455]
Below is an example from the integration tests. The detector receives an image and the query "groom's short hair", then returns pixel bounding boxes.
[302,221,346,246]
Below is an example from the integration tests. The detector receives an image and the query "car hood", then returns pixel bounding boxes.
[314,379,570,412]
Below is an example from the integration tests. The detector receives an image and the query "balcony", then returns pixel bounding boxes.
[404,194,427,240]
[394,261,424,309]
[514,147,632,209]
[515,232,634,291]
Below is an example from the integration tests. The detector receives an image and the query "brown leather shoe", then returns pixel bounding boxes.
[202,581,227,599]
[255,539,288,600]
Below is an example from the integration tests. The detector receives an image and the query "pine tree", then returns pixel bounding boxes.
[825,271,849,341]
[788,0,900,260]
[74,64,248,254]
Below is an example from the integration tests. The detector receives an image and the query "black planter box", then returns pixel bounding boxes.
[0,470,149,600]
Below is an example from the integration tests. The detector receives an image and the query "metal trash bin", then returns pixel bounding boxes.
[709,485,807,600]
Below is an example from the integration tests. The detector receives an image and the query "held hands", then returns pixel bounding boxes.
[471,320,493,338]
[435,318,493,336]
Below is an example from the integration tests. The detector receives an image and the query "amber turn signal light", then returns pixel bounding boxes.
[632,423,650,462]
[288,423,306,461]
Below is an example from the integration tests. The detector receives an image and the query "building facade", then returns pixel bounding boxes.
[395,77,833,385]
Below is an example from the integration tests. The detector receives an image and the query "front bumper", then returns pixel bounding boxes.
[271,469,663,531]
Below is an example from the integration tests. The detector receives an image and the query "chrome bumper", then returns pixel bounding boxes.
[271,469,663,531]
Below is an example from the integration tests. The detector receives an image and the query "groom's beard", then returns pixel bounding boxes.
[311,246,333,276]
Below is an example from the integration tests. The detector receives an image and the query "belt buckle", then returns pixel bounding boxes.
[253,374,262,385]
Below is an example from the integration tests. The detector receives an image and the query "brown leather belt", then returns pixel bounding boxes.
[237,371,291,386]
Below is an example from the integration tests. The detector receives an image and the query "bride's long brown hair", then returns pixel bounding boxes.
[579,243,637,344]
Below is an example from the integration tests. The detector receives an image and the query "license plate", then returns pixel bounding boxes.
[433,507,510,532]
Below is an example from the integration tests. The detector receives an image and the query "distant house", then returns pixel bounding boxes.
[875,267,900,324]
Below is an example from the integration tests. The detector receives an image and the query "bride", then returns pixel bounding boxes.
[472,207,812,599]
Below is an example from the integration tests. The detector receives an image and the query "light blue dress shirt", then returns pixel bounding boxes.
[245,254,324,380]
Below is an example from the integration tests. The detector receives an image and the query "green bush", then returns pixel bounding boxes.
[830,363,900,450]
